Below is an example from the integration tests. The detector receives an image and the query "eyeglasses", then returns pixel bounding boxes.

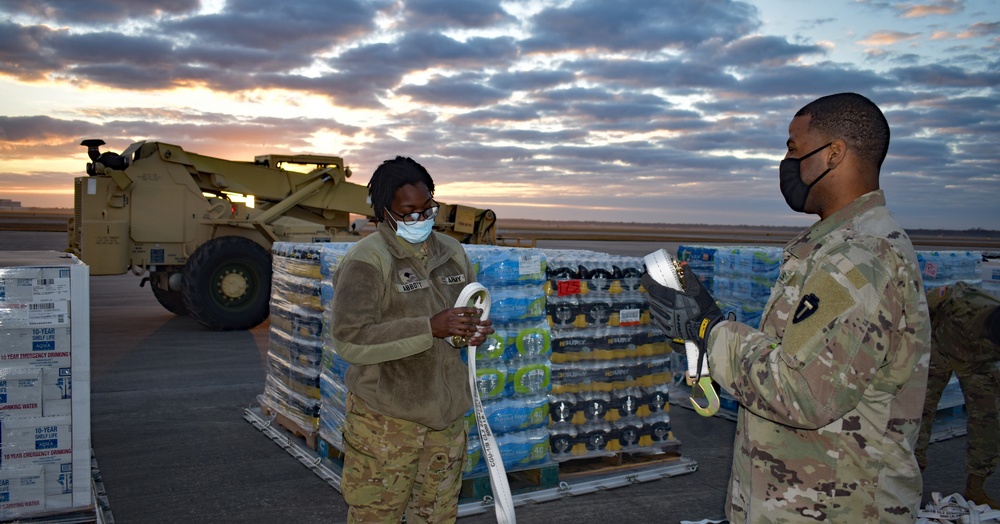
[386,202,439,225]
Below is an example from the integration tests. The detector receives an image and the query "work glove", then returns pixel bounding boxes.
[641,266,724,354]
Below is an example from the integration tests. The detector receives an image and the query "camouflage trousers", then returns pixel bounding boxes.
[341,393,467,524]
[916,350,1000,477]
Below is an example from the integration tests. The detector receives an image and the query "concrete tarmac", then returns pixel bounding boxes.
[3,231,995,523]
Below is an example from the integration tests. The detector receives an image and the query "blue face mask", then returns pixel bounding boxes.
[387,212,434,243]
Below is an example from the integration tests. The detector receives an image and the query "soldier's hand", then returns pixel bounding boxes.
[431,307,491,347]
[641,266,723,352]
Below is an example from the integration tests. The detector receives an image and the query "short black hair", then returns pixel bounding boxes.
[367,156,435,222]
[796,92,890,169]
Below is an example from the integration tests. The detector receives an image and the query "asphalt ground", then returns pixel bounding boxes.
[2,231,995,523]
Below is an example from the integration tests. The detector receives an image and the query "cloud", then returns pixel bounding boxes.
[893,0,963,18]
[522,0,760,53]
[958,21,1000,38]
[165,0,384,52]
[0,115,98,144]
[889,63,1000,87]
[705,35,828,66]
[857,30,921,46]
[0,0,997,229]
[0,0,199,24]
[402,0,517,29]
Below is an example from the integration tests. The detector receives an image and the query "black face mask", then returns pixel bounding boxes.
[779,142,832,213]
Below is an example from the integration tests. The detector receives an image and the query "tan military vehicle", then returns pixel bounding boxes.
[69,139,496,330]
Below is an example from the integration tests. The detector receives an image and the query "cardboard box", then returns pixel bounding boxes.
[41,369,72,417]
[0,368,42,417]
[0,466,45,519]
[0,415,77,505]
[0,330,73,417]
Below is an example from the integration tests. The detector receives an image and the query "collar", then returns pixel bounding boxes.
[786,189,886,259]
[376,221,449,267]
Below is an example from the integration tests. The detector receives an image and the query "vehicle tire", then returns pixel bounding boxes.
[182,236,271,331]
[151,281,188,315]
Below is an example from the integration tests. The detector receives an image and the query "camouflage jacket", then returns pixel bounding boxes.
[331,222,475,430]
[708,190,931,523]
[926,281,1000,363]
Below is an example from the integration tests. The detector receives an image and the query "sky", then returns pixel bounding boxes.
[0,0,998,230]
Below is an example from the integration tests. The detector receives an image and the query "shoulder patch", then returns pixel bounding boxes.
[793,293,821,324]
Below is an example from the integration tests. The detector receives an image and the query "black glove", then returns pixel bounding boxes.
[641,265,723,353]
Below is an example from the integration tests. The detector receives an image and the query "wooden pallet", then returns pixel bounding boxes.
[260,403,319,451]
[558,447,683,479]
[460,463,560,502]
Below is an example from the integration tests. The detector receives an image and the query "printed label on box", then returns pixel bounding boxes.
[0,302,70,329]
[0,368,42,417]
[0,277,71,304]
[0,467,45,519]
[0,327,72,355]
[0,415,73,470]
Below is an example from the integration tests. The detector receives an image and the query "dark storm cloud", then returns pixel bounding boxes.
[403,0,516,29]
[522,0,760,53]
[0,0,199,24]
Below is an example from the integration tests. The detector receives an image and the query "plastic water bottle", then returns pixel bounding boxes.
[489,285,546,323]
[505,356,552,397]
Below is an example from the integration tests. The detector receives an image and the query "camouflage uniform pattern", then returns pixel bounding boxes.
[916,282,1000,477]
[707,191,931,523]
[341,394,467,524]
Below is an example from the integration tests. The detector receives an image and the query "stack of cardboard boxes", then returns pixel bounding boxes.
[0,252,91,520]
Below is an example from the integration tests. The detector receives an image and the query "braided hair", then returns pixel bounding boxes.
[367,156,435,222]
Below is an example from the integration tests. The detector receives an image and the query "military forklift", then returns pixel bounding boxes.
[69,139,497,331]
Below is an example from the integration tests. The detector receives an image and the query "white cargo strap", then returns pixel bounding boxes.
[456,283,516,524]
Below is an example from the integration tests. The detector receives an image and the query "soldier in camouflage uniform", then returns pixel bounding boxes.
[331,157,493,523]
[915,281,1000,508]
[643,93,931,522]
